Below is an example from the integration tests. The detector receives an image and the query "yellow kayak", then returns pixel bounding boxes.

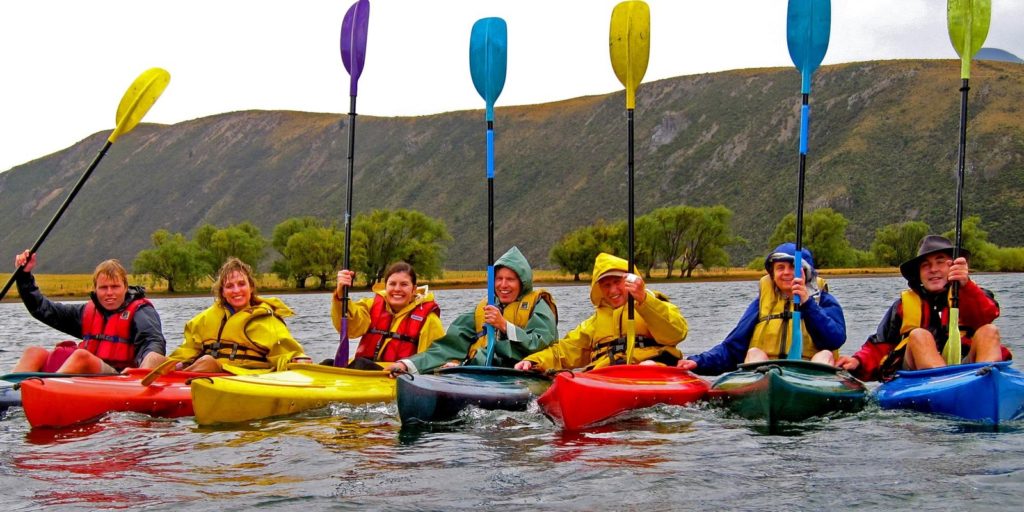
[190,363,395,425]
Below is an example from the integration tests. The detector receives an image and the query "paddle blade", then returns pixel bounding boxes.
[140,358,178,386]
[109,67,171,143]
[341,0,371,95]
[786,0,831,94]
[609,1,650,109]
[943,307,964,365]
[948,0,991,79]
[469,17,508,121]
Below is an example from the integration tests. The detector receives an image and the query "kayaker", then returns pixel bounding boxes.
[677,243,846,375]
[9,251,166,374]
[329,261,444,370]
[153,257,308,372]
[837,235,1009,381]
[514,252,687,371]
[387,246,558,375]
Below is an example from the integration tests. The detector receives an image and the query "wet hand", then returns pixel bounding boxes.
[441,361,460,369]
[624,273,646,305]
[14,250,36,273]
[185,355,221,373]
[948,257,969,285]
[835,356,860,371]
[336,269,355,295]
[514,360,533,371]
[386,362,408,378]
[791,276,809,303]
[676,359,697,371]
[483,305,508,332]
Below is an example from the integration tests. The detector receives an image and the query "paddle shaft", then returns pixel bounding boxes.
[952,78,970,307]
[334,96,358,366]
[484,120,497,365]
[625,108,637,363]
[0,141,113,301]
[787,93,810,360]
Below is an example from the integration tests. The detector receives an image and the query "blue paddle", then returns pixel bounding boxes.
[943,0,991,365]
[470,17,508,367]
[785,0,829,360]
[333,0,370,367]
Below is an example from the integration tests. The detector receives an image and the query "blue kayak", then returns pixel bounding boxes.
[0,380,19,413]
[875,361,1024,425]
[397,366,551,425]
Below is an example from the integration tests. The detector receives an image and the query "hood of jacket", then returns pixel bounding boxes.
[589,253,635,307]
[494,246,533,300]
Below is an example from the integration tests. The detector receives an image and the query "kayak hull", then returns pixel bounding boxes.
[18,369,223,428]
[875,361,1024,424]
[537,365,709,431]
[0,380,19,413]
[190,363,395,425]
[709,359,868,424]
[396,366,552,425]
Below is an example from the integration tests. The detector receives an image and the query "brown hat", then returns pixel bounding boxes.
[899,235,970,284]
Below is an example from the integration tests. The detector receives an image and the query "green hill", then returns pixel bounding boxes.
[1,59,1022,273]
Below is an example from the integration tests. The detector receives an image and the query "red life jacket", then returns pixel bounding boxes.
[78,298,152,370]
[354,294,439,362]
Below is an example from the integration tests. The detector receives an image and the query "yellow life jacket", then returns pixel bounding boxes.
[466,289,557,359]
[749,274,835,360]
[197,302,281,367]
[878,289,953,375]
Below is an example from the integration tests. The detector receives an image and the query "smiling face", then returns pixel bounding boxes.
[384,271,416,310]
[94,274,128,311]
[771,261,795,295]
[919,252,952,293]
[494,267,522,305]
[598,275,627,308]
[221,271,253,310]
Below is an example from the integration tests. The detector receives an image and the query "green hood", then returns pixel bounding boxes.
[494,246,533,299]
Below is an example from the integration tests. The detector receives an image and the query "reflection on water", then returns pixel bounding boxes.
[0,274,1022,510]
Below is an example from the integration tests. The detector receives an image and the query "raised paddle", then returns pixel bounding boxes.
[943,0,991,365]
[333,0,370,367]
[469,17,507,366]
[0,68,170,301]
[609,1,649,363]
[784,0,829,361]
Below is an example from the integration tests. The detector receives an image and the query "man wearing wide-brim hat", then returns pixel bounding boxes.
[837,235,1009,381]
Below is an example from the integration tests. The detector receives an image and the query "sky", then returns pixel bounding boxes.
[1,0,1022,174]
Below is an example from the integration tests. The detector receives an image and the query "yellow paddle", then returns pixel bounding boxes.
[609,1,649,363]
[943,0,990,365]
[140,358,180,386]
[0,68,170,301]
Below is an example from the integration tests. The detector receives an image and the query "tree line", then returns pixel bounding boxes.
[133,205,1024,291]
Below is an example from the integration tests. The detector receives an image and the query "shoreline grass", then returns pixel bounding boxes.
[0,267,903,301]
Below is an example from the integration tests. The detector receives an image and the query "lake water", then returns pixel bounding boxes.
[2,274,1023,510]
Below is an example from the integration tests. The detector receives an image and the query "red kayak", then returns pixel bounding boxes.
[538,365,710,431]
[19,368,225,428]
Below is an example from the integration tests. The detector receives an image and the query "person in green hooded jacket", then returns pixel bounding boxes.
[387,246,558,375]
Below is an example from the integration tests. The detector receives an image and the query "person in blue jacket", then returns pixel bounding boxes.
[677,243,846,376]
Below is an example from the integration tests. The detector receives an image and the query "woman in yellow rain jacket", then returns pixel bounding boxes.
[515,252,687,371]
[155,257,308,373]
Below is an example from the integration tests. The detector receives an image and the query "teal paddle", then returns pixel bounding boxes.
[784,0,829,360]
[333,0,370,367]
[943,0,991,365]
[0,68,170,301]
[610,1,650,363]
[470,17,507,366]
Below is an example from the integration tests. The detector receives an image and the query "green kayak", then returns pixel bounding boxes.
[709,359,867,425]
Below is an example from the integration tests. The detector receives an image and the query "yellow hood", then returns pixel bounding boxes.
[588,253,636,307]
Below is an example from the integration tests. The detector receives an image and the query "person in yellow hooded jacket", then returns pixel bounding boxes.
[515,252,687,371]
[152,257,308,373]
[330,261,445,370]
[388,246,558,374]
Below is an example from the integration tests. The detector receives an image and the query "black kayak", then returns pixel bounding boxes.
[397,366,552,425]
